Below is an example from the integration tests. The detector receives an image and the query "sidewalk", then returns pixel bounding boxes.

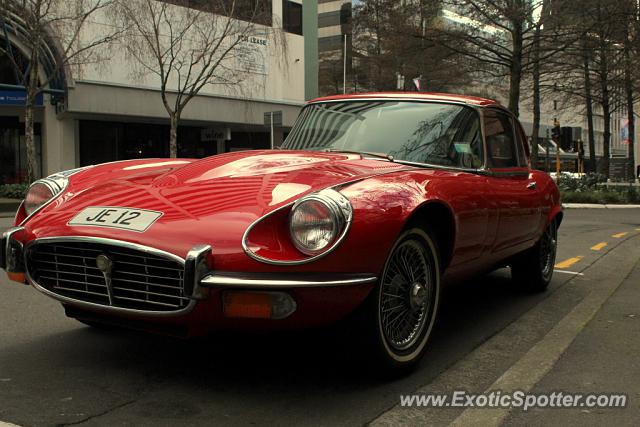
[505,259,640,425]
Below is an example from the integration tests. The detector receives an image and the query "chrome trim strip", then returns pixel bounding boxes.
[484,170,531,177]
[25,236,185,265]
[241,201,296,265]
[307,97,478,107]
[184,244,212,300]
[24,236,195,318]
[201,272,378,289]
[242,188,353,266]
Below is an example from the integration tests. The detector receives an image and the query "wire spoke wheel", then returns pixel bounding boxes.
[540,222,557,280]
[379,239,435,352]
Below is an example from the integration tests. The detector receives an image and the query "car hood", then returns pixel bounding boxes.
[24,150,409,257]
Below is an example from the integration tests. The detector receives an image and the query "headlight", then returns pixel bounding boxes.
[289,189,352,256]
[24,182,56,216]
[22,167,87,218]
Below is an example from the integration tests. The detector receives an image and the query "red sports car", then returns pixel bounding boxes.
[1,93,561,370]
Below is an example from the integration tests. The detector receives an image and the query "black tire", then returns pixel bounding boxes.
[510,220,558,292]
[360,228,441,373]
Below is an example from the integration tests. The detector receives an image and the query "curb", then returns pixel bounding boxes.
[562,203,640,209]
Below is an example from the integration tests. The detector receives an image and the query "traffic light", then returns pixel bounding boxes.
[551,120,561,142]
[560,127,573,151]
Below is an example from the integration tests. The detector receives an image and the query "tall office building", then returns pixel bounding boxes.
[317,0,352,96]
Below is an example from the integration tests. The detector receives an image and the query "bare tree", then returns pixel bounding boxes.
[0,0,119,183]
[430,0,577,118]
[114,0,280,158]
[431,0,540,116]
[529,0,547,168]
[548,0,630,176]
[352,0,474,93]
[319,53,345,96]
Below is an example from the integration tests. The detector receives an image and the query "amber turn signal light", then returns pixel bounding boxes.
[7,272,26,284]
[222,291,297,320]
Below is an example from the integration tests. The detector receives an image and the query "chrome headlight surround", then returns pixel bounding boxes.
[21,167,88,223]
[289,189,353,256]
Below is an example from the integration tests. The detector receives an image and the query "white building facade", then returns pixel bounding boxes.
[0,0,314,184]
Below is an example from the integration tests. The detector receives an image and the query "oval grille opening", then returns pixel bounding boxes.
[26,241,188,312]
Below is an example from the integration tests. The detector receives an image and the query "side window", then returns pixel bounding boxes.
[483,110,519,168]
[450,109,484,168]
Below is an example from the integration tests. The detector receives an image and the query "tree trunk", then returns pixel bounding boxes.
[583,47,597,173]
[627,88,636,181]
[25,56,40,184]
[169,113,179,158]
[624,26,635,181]
[508,21,523,117]
[530,23,542,169]
[598,42,611,177]
[509,37,522,117]
[600,104,611,177]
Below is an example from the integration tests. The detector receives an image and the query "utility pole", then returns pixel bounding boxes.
[270,111,274,149]
[343,33,347,94]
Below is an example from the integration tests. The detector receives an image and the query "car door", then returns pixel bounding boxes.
[483,108,541,254]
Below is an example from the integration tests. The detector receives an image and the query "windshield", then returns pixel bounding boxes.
[283,101,484,168]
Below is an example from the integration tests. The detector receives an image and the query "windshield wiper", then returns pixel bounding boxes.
[392,159,488,175]
[323,148,395,162]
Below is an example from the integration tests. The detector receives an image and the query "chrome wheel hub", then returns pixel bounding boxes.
[409,282,427,311]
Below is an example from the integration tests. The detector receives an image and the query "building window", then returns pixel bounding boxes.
[164,0,273,26]
[283,1,302,35]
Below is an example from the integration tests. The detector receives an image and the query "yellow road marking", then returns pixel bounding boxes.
[591,242,608,251]
[612,232,628,238]
[555,256,584,269]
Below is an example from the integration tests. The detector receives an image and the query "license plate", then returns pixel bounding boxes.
[68,207,163,232]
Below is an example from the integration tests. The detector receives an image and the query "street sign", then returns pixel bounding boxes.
[264,111,282,127]
[201,127,230,142]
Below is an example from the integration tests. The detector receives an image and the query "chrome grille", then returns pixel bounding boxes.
[26,241,188,311]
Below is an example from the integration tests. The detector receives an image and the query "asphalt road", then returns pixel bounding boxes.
[1,209,639,427]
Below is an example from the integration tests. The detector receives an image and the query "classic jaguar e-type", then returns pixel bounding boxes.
[1,93,561,370]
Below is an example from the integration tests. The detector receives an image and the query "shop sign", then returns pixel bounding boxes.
[0,90,44,106]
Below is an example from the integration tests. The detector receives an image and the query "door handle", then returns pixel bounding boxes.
[527,182,537,190]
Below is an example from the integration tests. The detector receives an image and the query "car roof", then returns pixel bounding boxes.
[308,92,501,107]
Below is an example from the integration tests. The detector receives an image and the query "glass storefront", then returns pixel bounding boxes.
[79,121,170,166]
[79,120,270,166]
[0,116,42,184]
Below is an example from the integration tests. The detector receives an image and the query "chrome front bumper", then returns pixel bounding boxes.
[5,234,377,317]
[1,227,25,275]
[200,272,378,289]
